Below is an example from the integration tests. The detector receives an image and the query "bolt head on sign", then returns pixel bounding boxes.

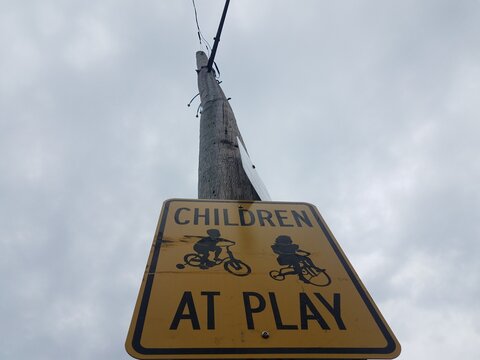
[126,199,400,359]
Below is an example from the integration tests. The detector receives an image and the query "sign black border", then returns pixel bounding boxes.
[130,199,399,358]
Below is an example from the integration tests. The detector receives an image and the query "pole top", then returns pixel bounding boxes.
[196,51,208,71]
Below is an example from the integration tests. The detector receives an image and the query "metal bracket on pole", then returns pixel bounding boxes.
[237,137,271,201]
[207,0,231,72]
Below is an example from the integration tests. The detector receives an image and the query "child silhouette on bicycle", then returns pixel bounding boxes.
[194,229,234,269]
[271,235,322,283]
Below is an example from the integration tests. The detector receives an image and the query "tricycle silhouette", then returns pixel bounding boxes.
[176,229,251,277]
[269,235,331,287]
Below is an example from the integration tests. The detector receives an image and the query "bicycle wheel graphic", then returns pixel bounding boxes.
[269,270,286,281]
[224,260,251,276]
[303,268,332,287]
[184,253,202,267]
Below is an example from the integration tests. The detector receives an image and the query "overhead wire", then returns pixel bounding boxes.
[192,0,212,56]
[188,0,224,115]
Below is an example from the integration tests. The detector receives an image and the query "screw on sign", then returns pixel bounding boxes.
[126,199,401,359]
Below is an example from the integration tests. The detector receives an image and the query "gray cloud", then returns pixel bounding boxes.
[1,1,479,359]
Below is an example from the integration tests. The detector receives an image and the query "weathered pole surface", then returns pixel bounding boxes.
[196,51,260,201]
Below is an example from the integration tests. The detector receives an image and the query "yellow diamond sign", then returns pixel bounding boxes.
[126,199,400,359]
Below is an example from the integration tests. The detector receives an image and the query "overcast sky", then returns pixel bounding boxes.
[1,0,479,359]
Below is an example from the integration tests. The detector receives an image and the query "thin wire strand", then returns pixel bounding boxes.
[192,0,212,56]
[187,92,200,107]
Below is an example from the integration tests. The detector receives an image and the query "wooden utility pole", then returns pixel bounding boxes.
[196,51,260,201]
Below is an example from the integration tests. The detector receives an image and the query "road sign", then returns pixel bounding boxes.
[126,199,400,359]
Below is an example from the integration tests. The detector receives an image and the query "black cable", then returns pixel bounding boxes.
[206,0,230,72]
[196,104,202,118]
[214,61,221,78]
[187,93,200,107]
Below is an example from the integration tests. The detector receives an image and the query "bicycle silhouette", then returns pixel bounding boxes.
[176,237,251,277]
[269,235,331,287]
